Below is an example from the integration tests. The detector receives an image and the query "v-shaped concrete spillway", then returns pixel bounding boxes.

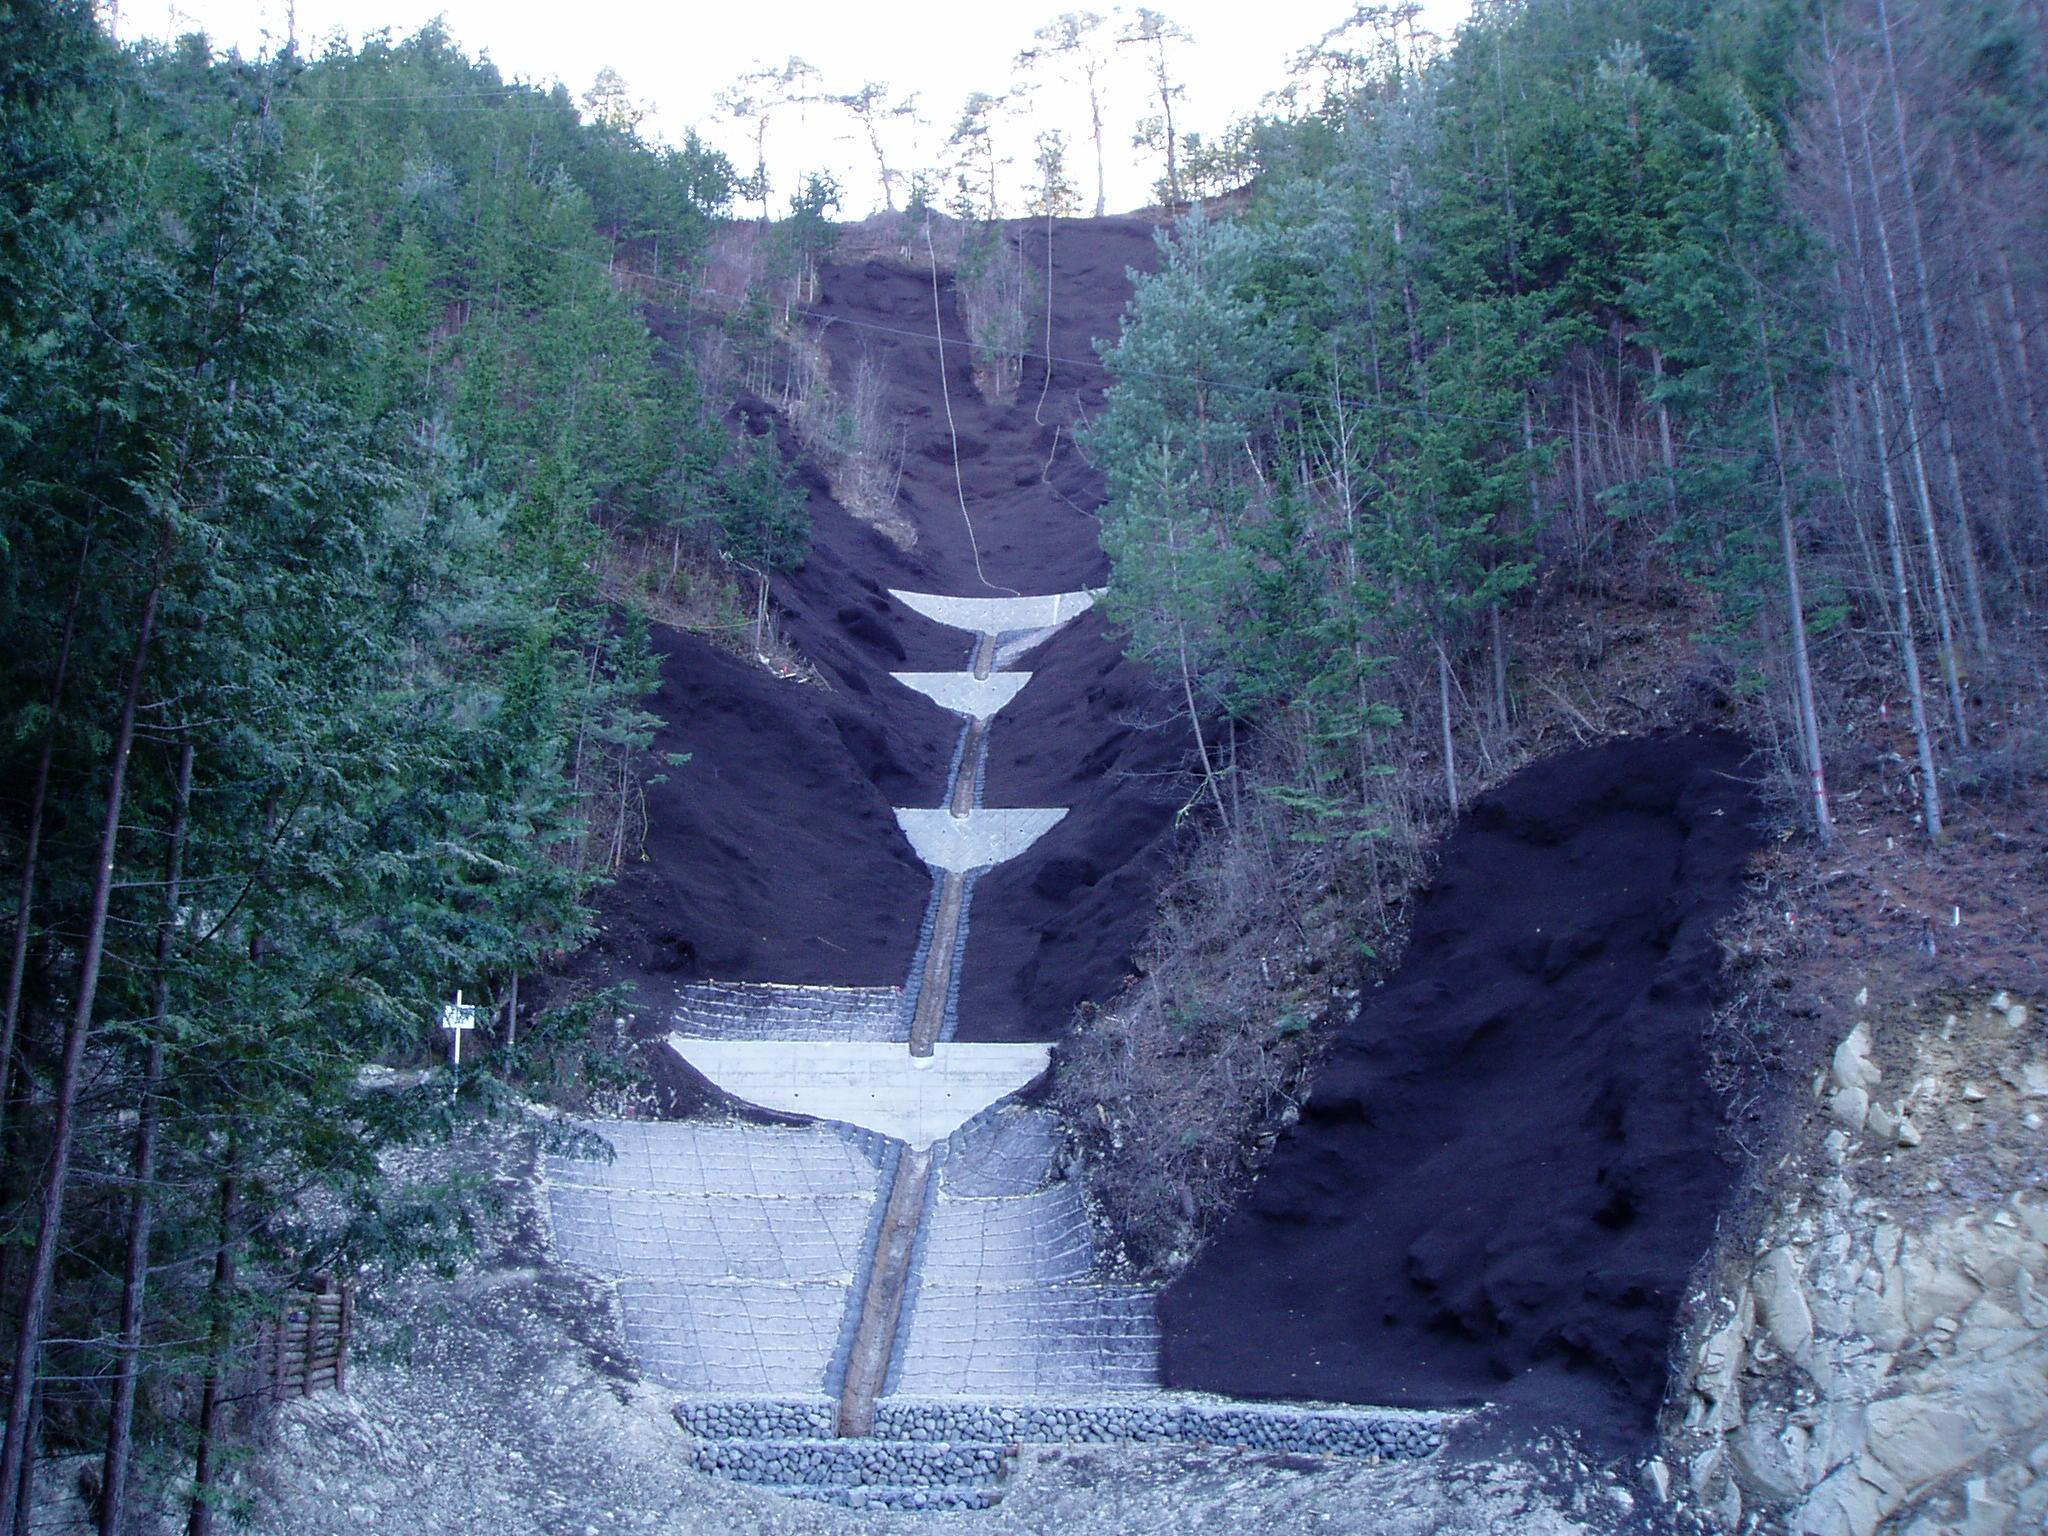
[659,1039,1052,1149]
[886,587,1100,636]
[671,586,1098,1131]
[546,586,1175,1461]
[888,670,1032,721]
[890,806,1067,874]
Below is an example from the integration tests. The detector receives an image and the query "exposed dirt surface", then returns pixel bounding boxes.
[1161,732,1766,1449]
[572,217,1188,1038]
[962,604,1188,1039]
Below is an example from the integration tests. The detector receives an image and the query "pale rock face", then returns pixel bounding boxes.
[1832,1023,1882,1094]
[1901,1243,1984,1332]
[1829,1084,1871,1130]
[1755,1248,1815,1362]
[1864,1398,1994,1489]
[1671,994,2048,1536]
[1731,1417,1811,1502]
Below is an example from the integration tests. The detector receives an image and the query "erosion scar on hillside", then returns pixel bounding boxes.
[1162,732,1764,1446]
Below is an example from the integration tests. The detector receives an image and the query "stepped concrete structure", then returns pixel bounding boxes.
[890,807,1067,875]
[544,585,1450,1506]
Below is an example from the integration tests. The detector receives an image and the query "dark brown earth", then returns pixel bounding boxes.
[1160,732,1765,1449]
[578,216,1189,1040]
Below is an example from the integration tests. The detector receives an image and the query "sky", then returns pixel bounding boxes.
[106,0,1474,215]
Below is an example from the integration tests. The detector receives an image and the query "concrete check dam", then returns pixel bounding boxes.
[537,219,1448,1511]
[544,584,1445,1508]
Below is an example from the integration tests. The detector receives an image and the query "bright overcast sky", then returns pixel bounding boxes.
[109,0,1474,215]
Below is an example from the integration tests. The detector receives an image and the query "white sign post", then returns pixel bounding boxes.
[439,990,479,1066]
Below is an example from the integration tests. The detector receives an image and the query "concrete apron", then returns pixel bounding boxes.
[550,588,1445,1500]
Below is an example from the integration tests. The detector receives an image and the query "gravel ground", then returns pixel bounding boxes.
[219,1124,1659,1536]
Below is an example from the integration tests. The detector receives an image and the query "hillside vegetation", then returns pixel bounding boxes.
[0,0,2043,1528]
[1061,0,2047,1273]
[0,9,814,1529]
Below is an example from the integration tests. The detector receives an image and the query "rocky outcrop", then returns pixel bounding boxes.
[1667,991,2048,1534]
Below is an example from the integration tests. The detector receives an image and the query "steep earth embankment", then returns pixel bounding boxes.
[1161,732,1765,1448]
[580,217,1188,1038]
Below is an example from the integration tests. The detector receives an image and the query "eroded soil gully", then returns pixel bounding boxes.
[583,218,1185,1038]
[573,219,1183,1456]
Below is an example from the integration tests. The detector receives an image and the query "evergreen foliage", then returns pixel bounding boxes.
[0,11,810,1525]
[1090,0,2043,848]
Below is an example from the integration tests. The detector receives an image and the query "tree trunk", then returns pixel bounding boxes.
[1857,112,1969,748]
[186,1160,241,1536]
[0,574,165,1536]
[9,1378,40,1536]
[1872,0,1991,653]
[1988,241,2048,538]
[0,531,92,1146]
[1089,71,1106,219]
[1176,619,1229,829]
[1157,55,1180,207]
[1490,603,1509,736]
[1759,317,1834,846]
[1034,209,1055,425]
[1436,637,1460,817]
[1964,284,2032,601]
[99,740,195,1536]
[1870,385,1943,842]
[1569,377,1588,555]
[1651,347,1678,518]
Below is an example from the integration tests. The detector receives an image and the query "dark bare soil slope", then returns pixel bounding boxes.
[581,217,1187,1039]
[1160,732,1763,1446]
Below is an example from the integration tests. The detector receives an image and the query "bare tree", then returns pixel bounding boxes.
[716,56,822,222]
[1121,8,1193,208]
[832,81,920,212]
[947,91,1011,219]
[580,66,644,135]
[1017,10,1113,217]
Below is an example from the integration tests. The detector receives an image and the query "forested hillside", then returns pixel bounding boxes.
[0,8,808,1528]
[2,0,2044,1527]
[1065,0,2048,1267]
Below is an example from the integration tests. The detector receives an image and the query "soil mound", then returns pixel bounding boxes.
[1160,732,1763,1445]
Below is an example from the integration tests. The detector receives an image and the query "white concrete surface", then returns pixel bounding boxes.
[667,1037,1053,1149]
[889,588,1100,636]
[893,807,1066,872]
[890,671,1034,721]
